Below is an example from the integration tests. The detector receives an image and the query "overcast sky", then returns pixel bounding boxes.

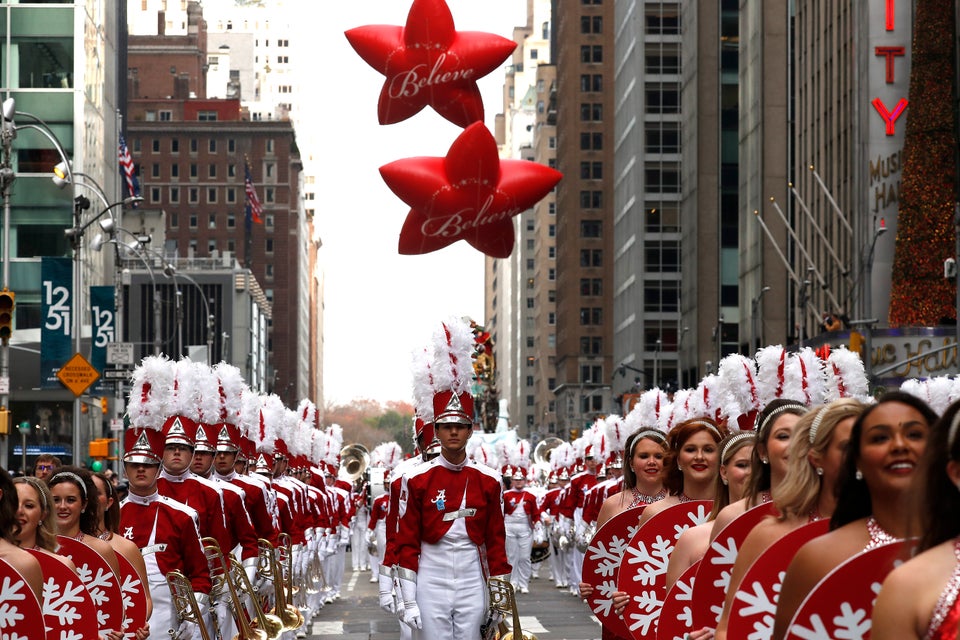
[309,1,528,406]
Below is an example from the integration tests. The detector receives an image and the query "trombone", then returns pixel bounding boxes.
[166,570,213,640]
[203,537,282,640]
[256,537,303,631]
[482,577,538,640]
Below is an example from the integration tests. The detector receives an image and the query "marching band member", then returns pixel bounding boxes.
[502,444,541,594]
[367,441,402,584]
[559,435,598,596]
[395,317,510,639]
[121,356,212,640]
[873,398,960,639]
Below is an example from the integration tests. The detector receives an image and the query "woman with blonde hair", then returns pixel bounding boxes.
[0,467,43,602]
[13,477,69,561]
[713,397,866,639]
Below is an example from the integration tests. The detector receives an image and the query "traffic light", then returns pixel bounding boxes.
[100,397,108,414]
[0,289,14,341]
[89,438,110,458]
[0,409,8,436]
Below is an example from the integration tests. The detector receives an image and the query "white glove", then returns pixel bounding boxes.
[194,593,210,640]
[364,529,375,545]
[243,558,258,588]
[304,527,315,543]
[399,575,421,630]
[325,534,338,557]
[378,572,396,614]
[533,522,545,545]
[338,526,350,547]
[175,619,192,640]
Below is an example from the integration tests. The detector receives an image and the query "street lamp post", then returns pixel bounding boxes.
[751,286,771,352]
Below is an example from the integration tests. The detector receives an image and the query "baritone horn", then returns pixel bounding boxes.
[203,537,273,640]
[166,570,213,640]
[256,538,302,631]
[339,443,370,489]
[228,551,284,640]
[482,577,537,640]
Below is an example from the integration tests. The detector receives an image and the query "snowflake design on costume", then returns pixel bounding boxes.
[120,572,144,637]
[790,602,871,640]
[75,562,115,628]
[0,575,28,640]
[41,577,87,627]
[587,534,633,618]
[733,571,784,640]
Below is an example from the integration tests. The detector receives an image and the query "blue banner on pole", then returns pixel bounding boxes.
[41,257,72,389]
[90,285,115,394]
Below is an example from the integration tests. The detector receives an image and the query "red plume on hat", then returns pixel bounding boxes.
[431,316,475,424]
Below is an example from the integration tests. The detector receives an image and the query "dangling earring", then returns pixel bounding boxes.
[721,477,728,486]
[855,469,863,481]
[816,467,823,476]
[677,464,683,472]
[761,457,769,464]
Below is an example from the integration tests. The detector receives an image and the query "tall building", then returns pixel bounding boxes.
[487,0,553,437]
[125,1,316,408]
[0,0,123,468]
[551,0,615,438]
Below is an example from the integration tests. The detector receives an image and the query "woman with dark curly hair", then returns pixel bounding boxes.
[771,391,937,640]
[872,397,960,639]
[0,466,43,602]
[47,466,122,577]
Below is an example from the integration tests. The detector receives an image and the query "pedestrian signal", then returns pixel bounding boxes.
[0,290,14,340]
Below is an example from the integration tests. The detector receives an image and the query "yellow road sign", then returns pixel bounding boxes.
[57,352,100,397]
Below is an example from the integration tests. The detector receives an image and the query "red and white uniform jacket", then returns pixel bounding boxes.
[272,476,306,545]
[582,477,622,526]
[502,488,541,529]
[396,455,510,577]
[382,455,422,569]
[559,470,597,520]
[214,469,280,545]
[212,477,259,562]
[368,493,390,531]
[539,486,563,525]
[119,491,212,595]
[158,468,229,551]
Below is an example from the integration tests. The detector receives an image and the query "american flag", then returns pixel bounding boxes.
[244,161,264,224]
[117,134,140,204]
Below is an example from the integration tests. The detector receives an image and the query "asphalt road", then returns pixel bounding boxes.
[303,565,603,640]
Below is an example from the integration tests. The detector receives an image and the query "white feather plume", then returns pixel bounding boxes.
[825,348,869,401]
[631,388,669,432]
[604,414,629,456]
[411,345,436,423]
[214,362,246,425]
[238,388,262,440]
[170,358,202,421]
[716,354,761,425]
[127,354,173,429]
[372,442,403,470]
[194,362,221,426]
[297,398,317,430]
[927,376,954,416]
[551,442,574,472]
[516,439,531,470]
[472,441,499,470]
[755,345,788,406]
[258,394,285,454]
[431,316,475,396]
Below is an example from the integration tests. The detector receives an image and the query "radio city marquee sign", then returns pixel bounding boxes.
[817,328,960,382]
[865,0,911,319]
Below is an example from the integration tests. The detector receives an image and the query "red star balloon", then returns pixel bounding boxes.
[345,0,516,127]
[380,122,563,258]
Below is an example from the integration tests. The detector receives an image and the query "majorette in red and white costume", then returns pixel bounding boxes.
[502,440,543,593]
[395,318,510,639]
[119,355,212,640]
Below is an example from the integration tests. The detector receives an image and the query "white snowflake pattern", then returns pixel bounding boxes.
[590,578,620,617]
[57,630,84,640]
[0,576,27,632]
[733,572,784,640]
[710,536,739,568]
[587,535,631,578]
[120,572,143,634]
[625,534,673,586]
[627,589,663,635]
[673,575,696,628]
[791,602,871,640]
[76,562,115,610]
[41,577,86,626]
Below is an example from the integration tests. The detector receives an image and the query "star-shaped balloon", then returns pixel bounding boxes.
[380,122,563,258]
[345,0,516,127]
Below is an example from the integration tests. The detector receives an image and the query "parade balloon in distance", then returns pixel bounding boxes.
[380,122,563,258]
[345,0,516,128]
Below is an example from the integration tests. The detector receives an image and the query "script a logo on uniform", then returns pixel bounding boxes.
[432,489,446,511]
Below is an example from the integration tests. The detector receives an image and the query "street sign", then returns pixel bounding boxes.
[106,342,135,365]
[109,418,123,432]
[102,368,131,381]
[0,376,8,395]
[57,353,100,397]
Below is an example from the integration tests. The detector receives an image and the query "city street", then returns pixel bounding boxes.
[303,567,603,640]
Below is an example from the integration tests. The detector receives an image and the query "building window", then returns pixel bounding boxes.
[646,54,681,75]
[207,239,217,254]
[646,89,680,113]
[169,186,180,203]
[580,249,602,267]
[548,246,556,259]
[644,281,680,312]
[170,213,178,228]
[190,163,198,178]
[189,215,198,229]
[265,238,274,254]
[159,110,172,121]
[579,103,602,121]
[151,163,160,178]
[645,167,681,192]
[580,45,603,63]
[228,164,236,178]
[580,278,603,295]
[646,12,680,35]
[526,297,534,309]
[265,187,275,203]
[548,224,556,237]
[548,268,556,281]
[171,164,180,178]
[189,187,199,203]
[580,162,603,180]
[646,126,680,153]
[208,188,217,204]
[265,214,275,229]
[266,139,274,154]
[265,264,274,279]
[580,190,602,208]
[209,164,217,178]
[171,139,179,153]
[190,139,199,153]
[208,139,217,153]
[152,139,160,153]
[645,241,681,272]
[189,239,198,254]
[228,139,236,153]
[198,111,218,121]
[548,312,556,325]
[580,220,602,238]
[227,213,236,228]
[580,15,602,33]
[579,307,602,325]
[265,163,274,179]
[580,132,603,150]
[150,187,160,202]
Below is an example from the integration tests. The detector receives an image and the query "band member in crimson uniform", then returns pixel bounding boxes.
[212,423,280,545]
[367,485,390,583]
[120,425,212,640]
[396,391,511,639]
[560,447,598,595]
[503,467,542,593]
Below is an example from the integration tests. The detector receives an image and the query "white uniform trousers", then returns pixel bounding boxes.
[371,521,387,581]
[504,513,532,590]
[549,541,564,586]
[351,509,370,570]
[414,517,486,640]
[145,564,176,639]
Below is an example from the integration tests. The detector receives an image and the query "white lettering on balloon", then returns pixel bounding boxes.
[388,53,476,99]
[420,195,519,238]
